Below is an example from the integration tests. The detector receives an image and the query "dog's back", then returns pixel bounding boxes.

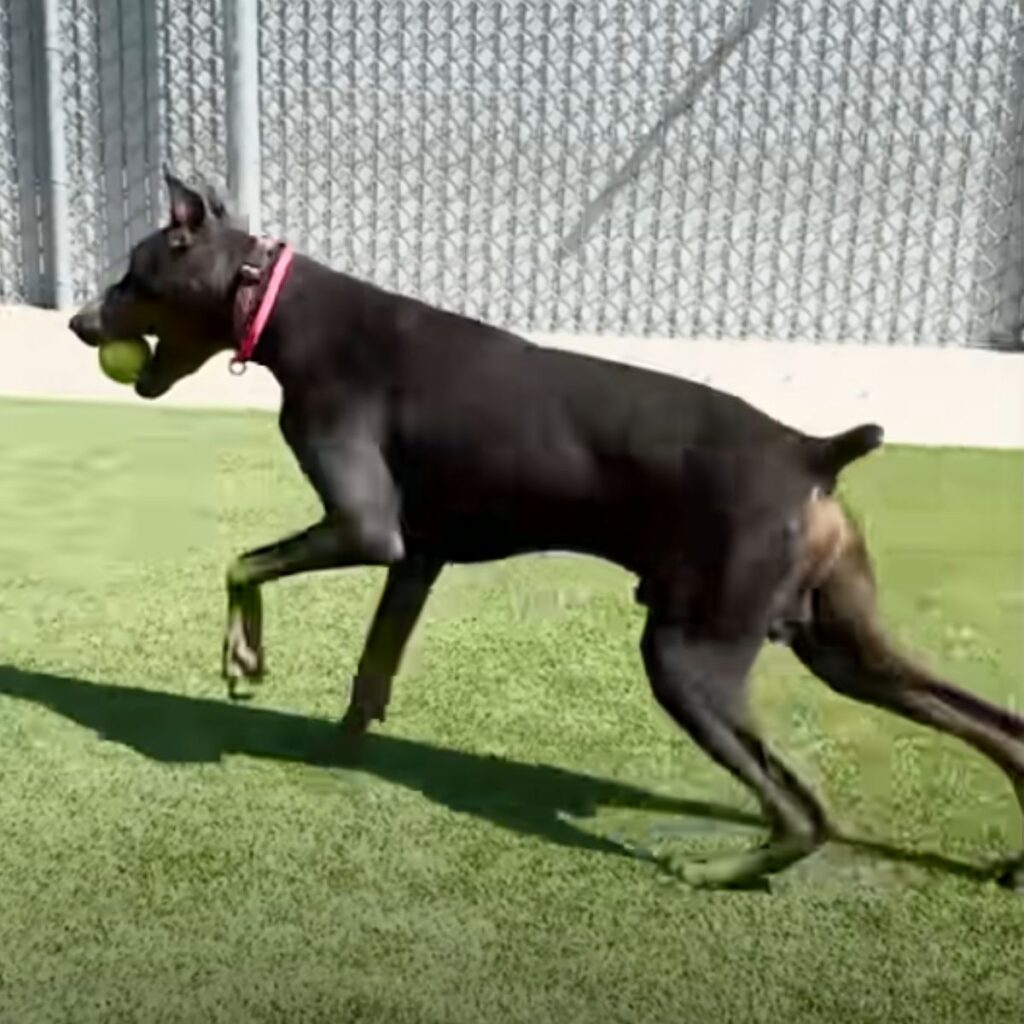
[314,281,879,570]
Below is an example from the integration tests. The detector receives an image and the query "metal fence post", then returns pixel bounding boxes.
[981,8,1024,350]
[226,0,261,235]
[41,0,72,310]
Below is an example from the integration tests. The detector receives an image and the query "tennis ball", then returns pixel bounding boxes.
[98,338,151,385]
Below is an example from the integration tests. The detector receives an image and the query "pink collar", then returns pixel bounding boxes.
[231,240,295,372]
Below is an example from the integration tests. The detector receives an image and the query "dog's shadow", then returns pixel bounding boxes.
[0,665,997,883]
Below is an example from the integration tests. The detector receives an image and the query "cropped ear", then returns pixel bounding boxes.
[201,183,248,231]
[203,184,230,222]
[163,164,207,232]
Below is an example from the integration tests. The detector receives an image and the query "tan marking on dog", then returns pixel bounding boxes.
[796,489,850,592]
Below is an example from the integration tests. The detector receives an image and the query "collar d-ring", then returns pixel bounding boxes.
[228,357,248,376]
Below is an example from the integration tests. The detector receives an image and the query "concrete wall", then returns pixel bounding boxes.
[2,304,1022,450]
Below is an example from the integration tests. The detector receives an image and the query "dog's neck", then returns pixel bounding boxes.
[231,237,294,367]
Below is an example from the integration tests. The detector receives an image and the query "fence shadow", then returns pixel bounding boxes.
[0,664,999,883]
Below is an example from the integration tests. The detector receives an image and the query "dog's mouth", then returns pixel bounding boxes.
[133,337,176,399]
[69,301,230,401]
[134,333,225,400]
[134,361,167,399]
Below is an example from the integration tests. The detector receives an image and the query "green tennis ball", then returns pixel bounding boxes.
[98,338,151,385]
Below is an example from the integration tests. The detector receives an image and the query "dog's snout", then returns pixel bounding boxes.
[68,301,104,346]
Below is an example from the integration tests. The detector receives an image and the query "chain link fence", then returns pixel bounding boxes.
[55,0,226,301]
[0,0,47,304]
[2,0,1022,348]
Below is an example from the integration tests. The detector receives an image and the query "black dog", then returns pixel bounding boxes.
[69,171,1023,889]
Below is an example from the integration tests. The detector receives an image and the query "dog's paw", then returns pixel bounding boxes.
[337,704,373,737]
[349,675,392,723]
[677,856,768,892]
[221,623,265,699]
[222,584,264,697]
[306,714,373,766]
[668,835,817,891]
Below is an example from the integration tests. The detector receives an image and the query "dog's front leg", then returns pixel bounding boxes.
[222,513,404,699]
[222,434,404,698]
[221,421,405,697]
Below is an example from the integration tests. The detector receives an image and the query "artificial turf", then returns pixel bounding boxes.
[0,397,1021,1023]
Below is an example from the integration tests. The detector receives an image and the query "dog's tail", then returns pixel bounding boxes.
[804,423,884,482]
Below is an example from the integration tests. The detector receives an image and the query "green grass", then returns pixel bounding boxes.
[0,397,1022,1023]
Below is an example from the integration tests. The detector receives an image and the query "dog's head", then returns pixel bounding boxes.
[69,169,253,399]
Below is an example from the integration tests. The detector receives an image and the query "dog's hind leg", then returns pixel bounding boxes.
[789,509,1024,890]
[339,554,444,735]
[641,612,830,888]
